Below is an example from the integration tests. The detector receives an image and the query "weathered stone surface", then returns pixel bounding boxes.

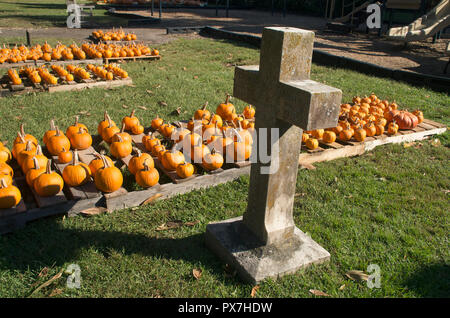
[208,26,341,283]
[205,217,330,284]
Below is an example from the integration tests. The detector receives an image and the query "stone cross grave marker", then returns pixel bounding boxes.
[205,27,342,284]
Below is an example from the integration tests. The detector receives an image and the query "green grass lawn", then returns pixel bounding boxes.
[0,37,448,298]
[0,0,126,28]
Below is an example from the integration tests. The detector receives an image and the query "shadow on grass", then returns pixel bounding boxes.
[0,1,67,10]
[0,219,233,282]
[404,263,450,297]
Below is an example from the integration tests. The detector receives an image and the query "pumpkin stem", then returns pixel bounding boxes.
[19,123,26,138]
[36,145,43,156]
[133,147,141,157]
[0,178,8,189]
[225,94,230,105]
[50,119,56,131]
[143,159,150,171]
[202,101,208,111]
[73,149,79,166]
[233,129,243,143]
[106,114,113,128]
[120,122,126,133]
[115,134,123,142]
[130,109,136,117]
[74,115,79,126]
[55,126,61,136]
[104,110,108,122]
[101,155,111,169]
[25,140,33,151]
[32,156,40,170]
[45,159,52,174]
[17,132,26,144]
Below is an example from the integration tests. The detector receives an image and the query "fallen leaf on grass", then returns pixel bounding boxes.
[29,268,64,297]
[345,270,369,282]
[193,268,202,280]
[182,67,187,71]
[137,106,147,111]
[294,193,306,197]
[146,89,154,95]
[140,193,162,206]
[170,107,181,115]
[158,101,168,107]
[339,284,346,291]
[403,142,415,148]
[193,75,199,79]
[431,139,441,147]
[49,288,62,297]
[80,207,108,216]
[154,84,161,89]
[122,104,129,109]
[127,84,136,88]
[156,220,183,231]
[309,289,330,297]
[251,285,259,298]
[184,220,200,227]
[15,116,23,121]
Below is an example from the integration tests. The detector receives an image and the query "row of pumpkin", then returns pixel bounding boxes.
[0,42,158,64]
[0,95,256,209]
[7,64,128,85]
[301,93,424,150]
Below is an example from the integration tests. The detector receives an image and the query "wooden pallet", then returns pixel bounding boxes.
[0,119,446,234]
[0,59,103,69]
[104,54,161,64]
[298,119,447,167]
[0,76,133,96]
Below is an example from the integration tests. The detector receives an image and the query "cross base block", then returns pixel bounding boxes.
[205,216,330,284]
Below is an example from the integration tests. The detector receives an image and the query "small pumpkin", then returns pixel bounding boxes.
[62,150,92,187]
[0,178,21,209]
[243,105,255,119]
[66,116,88,139]
[112,123,132,144]
[412,110,424,124]
[122,110,140,131]
[354,125,367,142]
[202,148,223,171]
[151,115,164,131]
[226,130,251,162]
[0,146,12,163]
[135,159,159,187]
[17,140,37,167]
[145,133,161,152]
[102,116,120,143]
[302,132,310,143]
[94,155,123,193]
[311,129,324,140]
[0,162,13,178]
[98,111,116,136]
[25,157,45,187]
[322,131,336,144]
[58,147,73,164]
[14,124,38,147]
[190,138,211,164]
[161,147,185,171]
[128,148,154,175]
[364,122,376,137]
[43,119,57,145]
[70,127,92,150]
[47,127,70,156]
[339,124,353,141]
[89,153,114,176]
[131,124,144,135]
[34,160,64,197]
[194,102,211,121]
[387,121,399,135]
[151,144,166,158]
[110,135,132,159]
[21,145,47,174]
[176,162,194,179]
[305,138,319,150]
[216,94,236,121]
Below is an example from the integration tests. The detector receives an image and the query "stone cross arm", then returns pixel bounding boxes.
[233,27,342,131]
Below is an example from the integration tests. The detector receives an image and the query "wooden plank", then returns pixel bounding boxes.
[30,186,67,208]
[399,129,415,135]
[104,55,161,64]
[46,77,132,93]
[105,165,251,211]
[418,122,436,130]
[422,118,446,128]
[51,157,88,200]
[319,141,344,149]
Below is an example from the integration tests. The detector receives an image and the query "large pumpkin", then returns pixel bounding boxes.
[393,110,419,130]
